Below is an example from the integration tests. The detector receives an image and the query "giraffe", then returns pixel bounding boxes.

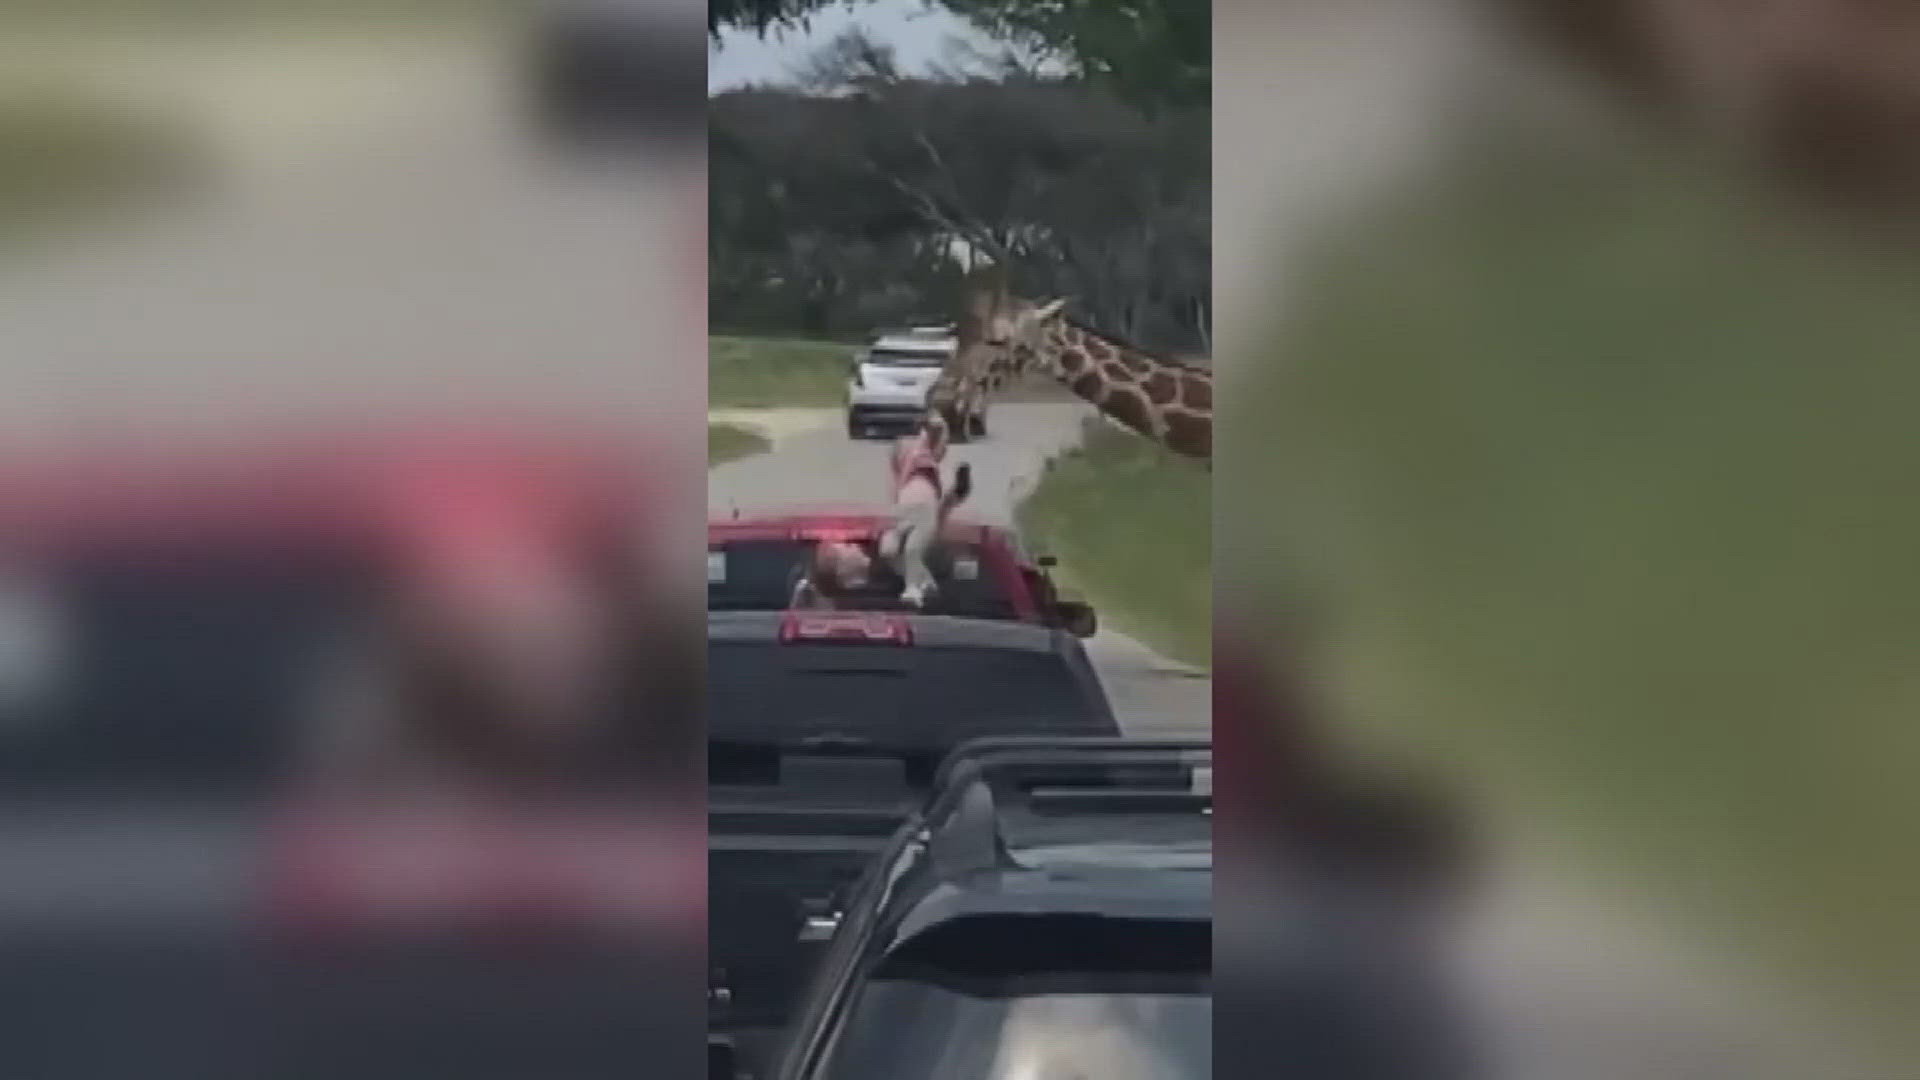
[980,291,1212,461]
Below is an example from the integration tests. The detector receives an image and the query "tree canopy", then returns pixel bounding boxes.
[937,0,1208,111]
[709,0,1209,110]
[709,37,1208,349]
[708,0,831,36]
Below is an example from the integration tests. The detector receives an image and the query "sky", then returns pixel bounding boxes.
[707,0,1005,92]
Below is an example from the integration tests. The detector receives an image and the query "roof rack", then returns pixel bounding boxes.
[925,736,1211,879]
[933,736,1211,791]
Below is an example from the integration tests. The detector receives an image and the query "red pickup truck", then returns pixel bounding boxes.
[0,429,704,1078]
[705,511,1097,637]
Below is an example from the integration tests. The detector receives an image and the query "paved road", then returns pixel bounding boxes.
[707,402,1213,737]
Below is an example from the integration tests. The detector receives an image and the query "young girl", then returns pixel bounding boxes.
[880,413,972,608]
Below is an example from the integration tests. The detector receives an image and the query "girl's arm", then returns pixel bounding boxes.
[941,463,973,514]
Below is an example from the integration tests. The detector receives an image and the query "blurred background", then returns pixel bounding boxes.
[6,0,1919,1074]
[0,0,705,1076]
[1214,0,1920,1076]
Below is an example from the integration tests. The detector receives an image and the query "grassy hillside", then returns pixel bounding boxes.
[709,335,849,409]
[1018,419,1211,668]
[708,422,769,468]
[1235,134,1920,1038]
[0,86,203,237]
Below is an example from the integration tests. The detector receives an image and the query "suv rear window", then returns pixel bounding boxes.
[865,348,949,367]
[708,539,1020,620]
[817,915,1210,1080]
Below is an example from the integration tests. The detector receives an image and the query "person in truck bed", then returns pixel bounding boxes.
[788,541,874,611]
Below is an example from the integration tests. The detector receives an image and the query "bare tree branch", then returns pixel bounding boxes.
[876,170,1010,263]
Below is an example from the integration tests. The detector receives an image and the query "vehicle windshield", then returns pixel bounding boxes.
[815,916,1210,1079]
[864,348,950,368]
[707,538,1021,620]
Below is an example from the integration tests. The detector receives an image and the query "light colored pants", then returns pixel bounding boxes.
[881,485,941,604]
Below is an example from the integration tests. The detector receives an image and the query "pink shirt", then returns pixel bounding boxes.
[891,437,943,501]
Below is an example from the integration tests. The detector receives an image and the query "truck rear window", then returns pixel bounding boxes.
[707,539,1020,620]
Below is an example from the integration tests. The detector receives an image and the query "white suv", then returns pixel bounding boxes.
[845,327,961,440]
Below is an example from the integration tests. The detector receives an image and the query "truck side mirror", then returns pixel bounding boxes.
[1056,598,1097,638]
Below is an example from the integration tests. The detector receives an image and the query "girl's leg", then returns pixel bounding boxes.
[898,502,940,606]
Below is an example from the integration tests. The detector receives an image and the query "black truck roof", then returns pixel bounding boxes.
[754,739,1214,1080]
[880,737,1213,946]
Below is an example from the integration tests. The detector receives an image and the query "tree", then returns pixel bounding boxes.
[939,0,1210,112]
[708,0,836,37]
[709,40,1208,352]
[799,29,1208,346]
[711,0,1210,112]
[710,82,973,335]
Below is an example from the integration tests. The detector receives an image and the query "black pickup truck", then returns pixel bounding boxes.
[706,610,1118,1075]
[757,736,1214,1080]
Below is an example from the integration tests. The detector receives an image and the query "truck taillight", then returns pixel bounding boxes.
[803,529,871,544]
[780,612,912,644]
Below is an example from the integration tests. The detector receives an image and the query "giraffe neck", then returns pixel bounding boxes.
[1022,322,1212,460]
[927,340,987,425]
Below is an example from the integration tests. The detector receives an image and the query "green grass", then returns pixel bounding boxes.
[0,86,204,236]
[709,335,851,409]
[1234,132,1920,1042]
[708,422,770,468]
[1018,419,1211,668]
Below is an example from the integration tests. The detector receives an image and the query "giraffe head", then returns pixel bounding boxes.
[978,292,1067,390]
[983,294,1068,355]
[976,288,1212,461]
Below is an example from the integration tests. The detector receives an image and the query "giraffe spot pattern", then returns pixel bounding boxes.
[1057,348,1088,374]
[1069,371,1106,400]
[1119,351,1154,375]
[1101,362,1133,386]
[1181,375,1212,411]
[1102,389,1156,436]
[1084,337,1113,360]
[1164,411,1210,459]
[1142,372,1180,405]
